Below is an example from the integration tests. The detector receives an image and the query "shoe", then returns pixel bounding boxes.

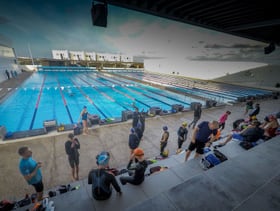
[120,178,126,185]
[214,144,224,149]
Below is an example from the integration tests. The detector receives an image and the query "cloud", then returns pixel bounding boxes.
[0,34,12,46]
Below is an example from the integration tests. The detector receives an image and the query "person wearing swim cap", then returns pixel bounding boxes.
[88,151,122,200]
[160,126,169,156]
[119,148,148,186]
[177,122,188,154]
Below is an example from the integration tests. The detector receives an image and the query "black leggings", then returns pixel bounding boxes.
[160,142,167,154]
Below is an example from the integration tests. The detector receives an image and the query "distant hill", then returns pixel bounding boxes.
[214,65,280,90]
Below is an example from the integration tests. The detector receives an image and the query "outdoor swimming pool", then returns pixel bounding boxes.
[0,67,204,132]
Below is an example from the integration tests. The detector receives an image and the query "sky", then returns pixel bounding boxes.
[0,0,279,66]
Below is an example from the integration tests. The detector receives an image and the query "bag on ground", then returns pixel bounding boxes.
[200,147,221,170]
[213,149,228,162]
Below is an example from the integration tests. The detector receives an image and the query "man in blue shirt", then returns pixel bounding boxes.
[185,121,219,162]
[18,146,44,201]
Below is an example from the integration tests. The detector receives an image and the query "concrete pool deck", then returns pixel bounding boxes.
[0,95,279,200]
[0,71,279,201]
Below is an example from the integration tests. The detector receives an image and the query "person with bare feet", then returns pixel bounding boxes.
[78,106,89,135]
[65,133,80,181]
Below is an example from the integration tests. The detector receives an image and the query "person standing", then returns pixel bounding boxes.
[249,103,260,120]
[132,107,140,128]
[188,103,202,129]
[5,69,10,80]
[244,97,254,115]
[177,122,188,154]
[185,121,219,162]
[88,152,122,200]
[18,146,44,201]
[120,148,148,186]
[160,126,169,156]
[78,106,89,135]
[128,128,140,155]
[65,133,80,181]
[218,111,231,131]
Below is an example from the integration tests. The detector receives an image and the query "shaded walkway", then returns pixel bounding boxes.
[0,71,33,101]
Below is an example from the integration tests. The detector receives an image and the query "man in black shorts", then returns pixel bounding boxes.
[185,120,219,162]
[65,133,80,181]
[18,146,44,201]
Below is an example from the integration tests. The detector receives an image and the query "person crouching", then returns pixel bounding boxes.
[120,148,148,186]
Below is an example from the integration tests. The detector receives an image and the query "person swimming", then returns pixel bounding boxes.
[67,88,74,96]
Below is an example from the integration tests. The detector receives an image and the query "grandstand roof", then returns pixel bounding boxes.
[102,0,279,46]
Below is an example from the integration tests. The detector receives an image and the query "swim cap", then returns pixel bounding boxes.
[97,152,110,166]
[182,122,187,127]
[163,126,168,131]
[83,106,87,109]
[133,148,144,156]
[130,128,135,133]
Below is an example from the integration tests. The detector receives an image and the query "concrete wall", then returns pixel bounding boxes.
[215,65,280,89]
[0,45,20,83]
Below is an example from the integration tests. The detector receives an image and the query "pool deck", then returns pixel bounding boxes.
[0,71,33,101]
[0,72,279,203]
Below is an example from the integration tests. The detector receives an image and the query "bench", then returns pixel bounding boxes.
[43,120,57,133]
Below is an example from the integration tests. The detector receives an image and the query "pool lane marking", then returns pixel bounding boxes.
[57,78,74,124]
[98,74,170,106]
[78,76,119,103]
[81,75,132,110]
[69,78,108,119]
[136,85,190,106]
[29,75,46,130]
[96,74,151,108]
[102,73,194,105]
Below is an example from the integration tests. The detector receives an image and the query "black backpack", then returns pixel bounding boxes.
[213,149,228,162]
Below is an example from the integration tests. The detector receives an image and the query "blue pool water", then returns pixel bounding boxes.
[0,69,204,132]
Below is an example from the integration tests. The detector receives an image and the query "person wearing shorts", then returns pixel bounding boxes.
[18,146,44,201]
[65,133,80,181]
[218,120,264,146]
[185,121,219,162]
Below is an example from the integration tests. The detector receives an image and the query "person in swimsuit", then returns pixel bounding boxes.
[78,106,89,135]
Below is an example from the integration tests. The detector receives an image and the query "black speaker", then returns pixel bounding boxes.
[91,3,107,27]
[264,43,275,54]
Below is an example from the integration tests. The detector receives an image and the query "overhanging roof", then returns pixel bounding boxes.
[100,0,280,46]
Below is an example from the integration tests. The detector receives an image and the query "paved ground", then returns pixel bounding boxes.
[0,71,33,101]
[0,72,279,200]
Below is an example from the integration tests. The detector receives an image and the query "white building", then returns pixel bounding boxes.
[120,54,133,62]
[51,49,134,63]
[69,51,85,61]
[52,50,69,60]
[106,53,120,62]
[84,52,96,61]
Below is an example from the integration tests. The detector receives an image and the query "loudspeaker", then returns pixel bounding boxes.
[91,3,107,27]
[264,43,275,54]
